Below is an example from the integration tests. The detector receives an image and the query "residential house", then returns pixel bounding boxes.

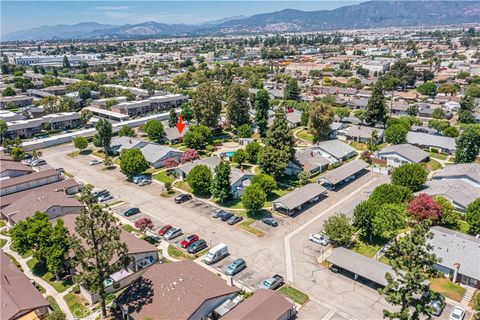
[406,131,456,153]
[339,125,384,143]
[312,140,356,164]
[374,144,429,167]
[1,191,83,225]
[421,179,479,212]
[176,156,222,178]
[0,169,63,197]
[61,214,160,304]
[432,163,479,187]
[116,260,239,320]
[222,289,296,320]
[286,149,330,176]
[1,251,50,320]
[429,226,480,288]
[0,95,33,109]
[0,158,33,178]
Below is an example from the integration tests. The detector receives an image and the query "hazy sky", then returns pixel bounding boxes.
[1,1,361,36]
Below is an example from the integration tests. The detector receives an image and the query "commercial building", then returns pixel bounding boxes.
[14,54,101,67]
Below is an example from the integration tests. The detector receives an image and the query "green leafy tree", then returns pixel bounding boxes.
[73,136,88,152]
[434,195,459,229]
[265,108,296,160]
[455,127,480,163]
[45,219,71,281]
[118,125,136,137]
[432,108,445,120]
[183,125,211,150]
[283,78,300,101]
[369,184,413,206]
[385,124,409,144]
[71,188,132,318]
[308,101,335,142]
[237,124,252,138]
[47,309,66,320]
[381,221,439,320]
[242,184,266,213]
[466,84,480,98]
[80,109,93,125]
[254,89,270,136]
[335,107,351,121]
[191,81,222,128]
[180,102,194,122]
[2,86,16,96]
[372,204,407,239]
[187,164,212,195]
[94,119,113,154]
[466,199,480,235]
[10,147,24,161]
[119,149,149,179]
[417,81,437,96]
[353,200,377,236]
[0,119,7,144]
[245,141,261,163]
[391,163,428,192]
[232,149,248,166]
[258,146,289,178]
[366,83,387,126]
[323,213,355,246]
[443,126,459,138]
[226,84,250,127]
[62,55,70,68]
[144,120,164,143]
[168,109,178,128]
[211,161,232,203]
[251,173,277,195]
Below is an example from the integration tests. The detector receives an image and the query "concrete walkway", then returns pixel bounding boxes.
[0,234,74,320]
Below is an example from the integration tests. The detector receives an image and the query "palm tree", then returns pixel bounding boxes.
[31,150,42,159]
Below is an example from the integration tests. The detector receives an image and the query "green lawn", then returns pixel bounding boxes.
[0,239,7,248]
[174,180,192,193]
[430,278,466,302]
[33,281,46,294]
[264,189,290,208]
[67,149,92,158]
[424,159,443,172]
[47,296,60,311]
[64,293,91,318]
[121,224,139,234]
[350,142,368,151]
[351,237,387,258]
[279,286,309,305]
[27,258,73,293]
[296,129,314,143]
[154,170,176,184]
[458,220,470,234]
[10,246,32,259]
[429,152,448,160]
[239,219,265,237]
[0,220,6,228]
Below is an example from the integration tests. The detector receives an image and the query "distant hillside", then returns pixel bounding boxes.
[2,22,117,41]
[3,1,480,41]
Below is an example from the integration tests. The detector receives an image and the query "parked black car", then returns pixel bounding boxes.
[220,212,234,222]
[123,207,140,217]
[175,193,192,204]
[262,217,278,227]
[227,215,243,225]
[187,239,208,254]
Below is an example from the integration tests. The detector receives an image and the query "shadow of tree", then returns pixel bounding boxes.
[116,277,154,316]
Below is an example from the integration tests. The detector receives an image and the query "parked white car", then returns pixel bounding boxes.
[308,233,330,246]
[449,306,465,320]
[89,159,102,166]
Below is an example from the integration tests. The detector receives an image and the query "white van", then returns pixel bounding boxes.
[204,243,228,265]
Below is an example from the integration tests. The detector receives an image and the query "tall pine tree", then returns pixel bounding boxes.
[191,81,222,128]
[226,84,250,128]
[265,107,296,160]
[168,109,178,128]
[254,89,270,137]
[308,101,335,142]
[366,83,387,127]
[71,187,132,318]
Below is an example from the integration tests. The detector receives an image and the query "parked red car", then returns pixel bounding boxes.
[181,234,199,248]
[158,225,172,236]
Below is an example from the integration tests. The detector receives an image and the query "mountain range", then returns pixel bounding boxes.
[3,1,480,41]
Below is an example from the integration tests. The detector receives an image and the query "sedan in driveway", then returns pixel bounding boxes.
[187,239,207,254]
[309,233,329,246]
[123,207,140,217]
[212,209,224,218]
[181,234,199,248]
[89,159,102,166]
[227,215,243,225]
[225,258,247,276]
[262,217,278,227]
[175,193,192,204]
[158,224,173,236]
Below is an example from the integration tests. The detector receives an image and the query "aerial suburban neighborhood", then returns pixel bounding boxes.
[1,1,480,320]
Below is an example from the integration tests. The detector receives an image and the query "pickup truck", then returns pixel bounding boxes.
[261,274,284,290]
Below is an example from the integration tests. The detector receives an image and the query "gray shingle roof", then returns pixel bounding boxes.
[320,159,369,186]
[407,131,456,151]
[344,125,384,139]
[314,140,355,160]
[432,163,480,186]
[429,226,480,281]
[139,144,182,164]
[272,183,327,210]
[377,144,429,163]
[177,156,222,176]
[327,247,393,286]
[422,180,480,210]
